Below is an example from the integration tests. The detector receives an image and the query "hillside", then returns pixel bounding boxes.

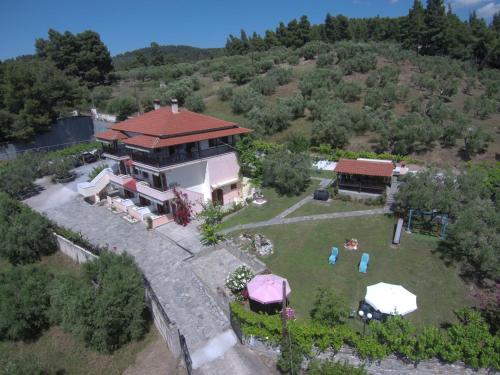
[103,41,499,168]
[113,45,224,70]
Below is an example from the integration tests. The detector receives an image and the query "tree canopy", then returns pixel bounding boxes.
[36,29,113,87]
[225,6,500,68]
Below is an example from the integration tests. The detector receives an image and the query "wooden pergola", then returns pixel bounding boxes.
[334,159,394,194]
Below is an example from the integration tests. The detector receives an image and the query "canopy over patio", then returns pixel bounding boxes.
[247,274,291,304]
[365,282,417,316]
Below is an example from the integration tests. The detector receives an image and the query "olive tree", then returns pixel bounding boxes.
[262,150,311,195]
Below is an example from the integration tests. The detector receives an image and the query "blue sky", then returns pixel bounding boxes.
[1,0,498,60]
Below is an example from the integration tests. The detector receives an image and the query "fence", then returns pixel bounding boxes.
[53,232,191,371]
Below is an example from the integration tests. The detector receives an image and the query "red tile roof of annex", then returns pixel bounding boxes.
[122,127,252,149]
[109,106,237,137]
[334,159,394,177]
[95,129,129,141]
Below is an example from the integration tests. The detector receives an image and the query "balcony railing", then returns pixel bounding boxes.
[130,144,234,168]
[102,145,130,157]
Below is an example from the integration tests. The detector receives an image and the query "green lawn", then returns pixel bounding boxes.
[233,215,470,328]
[220,183,319,230]
[0,253,156,375]
[204,98,245,124]
[287,199,383,218]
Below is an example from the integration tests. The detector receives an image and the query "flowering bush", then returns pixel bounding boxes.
[225,265,254,294]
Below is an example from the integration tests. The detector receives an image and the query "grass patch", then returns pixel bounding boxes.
[220,183,319,230]
[309,168,335,179]
[0,326,157,375]
[287,199,382,218]
[268,117,312,143]
[234,215,470,328]
[204,98,245,123]
[0,252,155,374]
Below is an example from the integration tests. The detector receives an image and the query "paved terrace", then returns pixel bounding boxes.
[25,167,272,375]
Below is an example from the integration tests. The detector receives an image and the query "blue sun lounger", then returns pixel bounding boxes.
[329,247,339,265]
[359,253,370,273]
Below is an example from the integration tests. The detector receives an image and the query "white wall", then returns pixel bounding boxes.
[166,161,207,192]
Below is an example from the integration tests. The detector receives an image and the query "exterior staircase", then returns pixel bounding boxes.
[77,168,112,197]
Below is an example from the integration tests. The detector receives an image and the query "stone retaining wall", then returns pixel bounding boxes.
[243,335,497,375]
[53,233,184,360]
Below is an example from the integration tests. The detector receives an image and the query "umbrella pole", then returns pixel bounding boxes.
[281,280,287,340]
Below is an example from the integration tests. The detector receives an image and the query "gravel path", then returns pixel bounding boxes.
[222,207,390,234]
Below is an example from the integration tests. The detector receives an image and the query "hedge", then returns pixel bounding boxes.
[230,303,500,370]
[309,146,421,164]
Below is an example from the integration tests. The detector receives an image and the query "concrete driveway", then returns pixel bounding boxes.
[24,162,274,375]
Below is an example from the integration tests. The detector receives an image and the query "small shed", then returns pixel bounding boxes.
[334,159,393,194]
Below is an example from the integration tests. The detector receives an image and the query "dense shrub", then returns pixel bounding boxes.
[106,96,138,121]
[185,94,206,113]
[250,75,278,96]
[316,52,336,67]
[198,202,225,246]
[464,96,497,120]
[0,154,36,198]
[2,356,46,375]
[278,94,305,119]
[231,303,500,369]
[341,54,377,74]
[228,64,255,84]
[256,59,274,73]
[286,53,300,65]
[366,66,400,88]
[50,253,147,353]
[91,86,113,110]
[311,108,352,149]
[0,193,56,265]
[211,71,224,81]
[268,67,293,85]
[0,265,52,340]
[217,86,233,101]
[231,88,264,114]
[308,360,368,375]
[247,103,293,135]
[310,288,348,326]
[262,150,310,195]
[335,81,362,102]
[299,68,344,98]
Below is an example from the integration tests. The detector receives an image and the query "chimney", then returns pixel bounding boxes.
[171,98,179,114]
[153,99,161,111]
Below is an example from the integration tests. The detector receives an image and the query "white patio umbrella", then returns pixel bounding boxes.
[365,282,417,316]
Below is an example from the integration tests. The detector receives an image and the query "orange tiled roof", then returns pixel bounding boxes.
[123,127,252,149]
[110,106,237,137]
[95,129,128,141]
[334,159,394,177]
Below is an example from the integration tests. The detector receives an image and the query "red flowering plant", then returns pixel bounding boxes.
[172,187,194,226]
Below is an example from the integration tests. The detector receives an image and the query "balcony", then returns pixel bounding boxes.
[102,144,130,159]
[130,144,233,168]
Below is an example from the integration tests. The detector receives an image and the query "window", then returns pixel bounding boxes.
[221,136,229,144]
[230,183,238,190]
[132,167,138,175]
[139,196,151,206]
[209,138,218,148]
[142,171,149,178]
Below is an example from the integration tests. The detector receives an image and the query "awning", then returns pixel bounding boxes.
[211,177,238,189]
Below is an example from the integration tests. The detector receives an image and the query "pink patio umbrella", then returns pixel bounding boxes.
[247,274,291,304]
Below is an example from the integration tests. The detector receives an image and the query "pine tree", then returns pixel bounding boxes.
[324,13,337,42]
[150,42,164,66]
[404,0,426,53]
[423,0,448,55]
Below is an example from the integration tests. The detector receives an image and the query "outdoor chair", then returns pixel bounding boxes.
[329,247,339,265]
[359,253,370,273]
